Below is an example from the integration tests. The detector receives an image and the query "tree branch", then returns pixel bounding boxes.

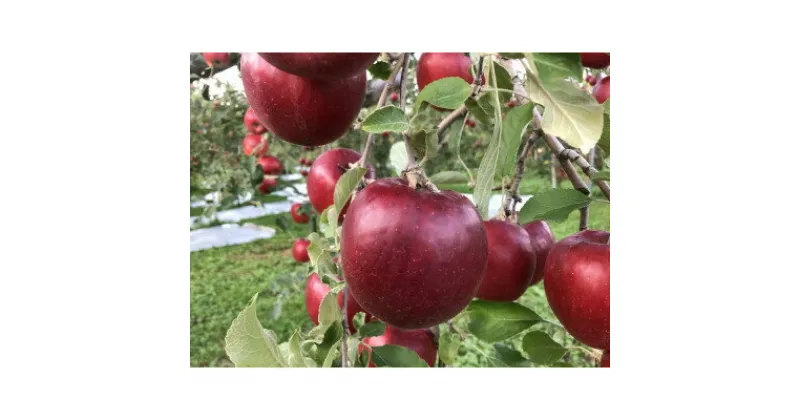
[357,54,405,168]
[500,132,541,218]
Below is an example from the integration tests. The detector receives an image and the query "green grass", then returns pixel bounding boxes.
[190,180,610,368]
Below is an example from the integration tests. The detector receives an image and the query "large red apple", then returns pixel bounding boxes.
[600,350,610,367]
[543,229,610,349]
[341,177,489,329]
[240,53,366,147]
[360,326,437,367]
[476,220,536,301]
[579,53,610,69]
[593,76,610,104]
[291,203,310,224]
[258,53,379,80]
[292,238,310,263]
[242,134,263,156]
[304,273,368,334]
[203,52,231,69]
[523,220,555,285]
[258,155,283,175]
[243,107,267,134]
[306,148,373,217]
[416,53,478,111]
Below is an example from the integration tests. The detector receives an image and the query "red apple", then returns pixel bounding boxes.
[258,155,283,175]
[341,177,489,329]
[585,74,597,86]
[306,148,373,217]
[301,169,309,177]
[579,53,610,69]
[203,52,231,69]
[258,53,379,80]
[543,230,610,349]
[476,220,536,301]
[390,91,399,102]
[292,238,311,263]
[360,326,437,367]
[416,53,479,111]
[304,273,368,334]
[507,100,516,108]
[523,220,555,285]
[243,107,267,134]
[291,203,310,224]
[382,132,390,138]
[240,53,366,147]
[593,76,610,104]
[600,350,610,367]
[242,134,263,156]
[258,178,277,194]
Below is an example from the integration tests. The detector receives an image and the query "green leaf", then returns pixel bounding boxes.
[532,53,583,88]
[333,166,368,215]
[429,171,469,185]
[492,61,514,103]
[368,61,391,80]
[371,345,429,367]
[473,63,505,219]
[415,77,471,111]
[499,52,525,59]
[361,106,409,133]
[597,112,610,157]
[275,214,290,232]
[497,102,534,178]
[521,331,568,365]
[466,299,543,343]
[286,331,310,367]
[591,170,610,181]
[438,329,461,366]
[517,188,592,224]
[358,320,386,337]
[224,293,287,367]
[315,321,343,367]
[317,292,342,327]
[307,232,334,274]
[319,206,336,238]
[494,343,534,367]
[357,348,370,367]
[409,130,438,164]
[389,141,407,176]
[465,97,495,126]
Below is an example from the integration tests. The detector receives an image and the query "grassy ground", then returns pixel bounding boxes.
[190,179,610,368]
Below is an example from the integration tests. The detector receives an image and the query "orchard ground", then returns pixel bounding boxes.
[190,175,609,367]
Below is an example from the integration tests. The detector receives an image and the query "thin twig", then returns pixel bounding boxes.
[501,132,541,218]
[579,207,589,231]
[357,55,405,168]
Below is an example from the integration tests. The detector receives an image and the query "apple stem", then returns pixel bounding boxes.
[357,53,407,169]
[579,207,589,231]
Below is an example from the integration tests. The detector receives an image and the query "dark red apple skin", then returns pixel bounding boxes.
[593,76,610,104]
[258,155,283,175]
[341,177,489,329]
[240,53,366,147]
[258,53,379,80]
[416,53,479,111]
[305,273,368,334]
[243,107,267,134]
[242,134,263,156]
[203,52,231,69]
[600,350,610,367]
[360,326,437,367]
[306,148,374,217]
[291,203,310,224]
[585,75,597,86]
[476,220,536,302]
[258,178,277,194]
[543,229,610,349]
[523,220,555,285]
[579,53,610,69]
[292,238,311,263]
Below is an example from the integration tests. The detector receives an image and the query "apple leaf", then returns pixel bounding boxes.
[274,214,290,232]
[315,321,343,367]
[497,102,534,178]
[317,292,342,327]
[360,106,410,134]
[499,52,525,59]
[597,112,610,157]
[371,345,429,368]
[368,61,392,80]
[465,97,495,126]
[307,232,335,275]
[319,206,336,239]
[333,166,368,215]
[224,293,287,367]
[532,53,583,88]
[517,188,592,224]
[429,171,469,185]
[466,299,543,343]
[388,141,407,176]
[438,329,461,366]
[415,77,472,111]
[473,65,505,219]
[409,130,438,164]
[358,320,386,338]
[492,61,514,103]
[521,331,567,365]
[286,331,311,367]
[592,170,610,181]
[493,343,534,367]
